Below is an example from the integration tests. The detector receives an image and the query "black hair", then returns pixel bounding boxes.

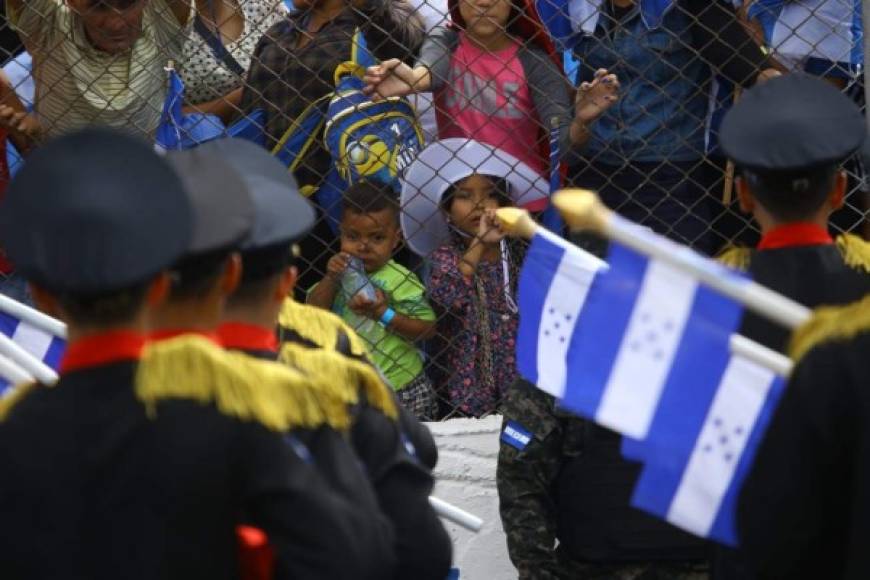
[742,164,839,222]
[440,174,512,213]
[341,181,400,223]
[227,243,297,306]
[168,247,233,300]
[51,282,151,327]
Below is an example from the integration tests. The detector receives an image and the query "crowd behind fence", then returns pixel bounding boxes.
[0,0,865,422]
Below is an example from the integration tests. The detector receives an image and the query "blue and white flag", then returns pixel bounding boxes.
[0,352,30,397]
[749,0,862,69]
[0,311,65,370]
[155,67,186,152]
[155,67,263,151]
[0,309,65,394]
[630,353,786,545]
[516,228,606,398]
[559,242,745,439]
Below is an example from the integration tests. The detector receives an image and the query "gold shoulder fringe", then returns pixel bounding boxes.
[836,233,870,273]
[136,335,350,431]
[278,342,398,421]
[0,381,39,422]
[716,246,752,271]
[278,299,370,357]
[788,294,870,362]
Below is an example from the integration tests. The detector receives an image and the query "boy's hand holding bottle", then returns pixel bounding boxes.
[348,287,388,320]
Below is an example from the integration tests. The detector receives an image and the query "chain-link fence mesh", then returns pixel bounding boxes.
[0,0,865,421]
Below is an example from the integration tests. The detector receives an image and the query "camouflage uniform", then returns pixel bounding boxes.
[497,379,710,580]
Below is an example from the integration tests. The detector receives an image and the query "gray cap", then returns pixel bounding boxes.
[0,128,192,293]
[166,145,255,255]
[194,138,316,251]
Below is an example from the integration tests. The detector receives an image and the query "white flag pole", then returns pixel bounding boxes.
[553,189,812,330]
[0,294,67,339]
[0,333,57,384]
[729,334,792,378]
[0,351,34,385]
[429,496,484,533]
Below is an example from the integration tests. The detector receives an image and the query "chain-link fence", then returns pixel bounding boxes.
[0,0,866,421]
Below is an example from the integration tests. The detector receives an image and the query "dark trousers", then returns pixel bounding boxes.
[569,158,725,256]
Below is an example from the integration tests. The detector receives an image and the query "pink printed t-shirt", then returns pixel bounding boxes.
[434,34,547,209]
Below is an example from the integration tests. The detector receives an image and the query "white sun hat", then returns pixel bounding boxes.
[400,138,549,257]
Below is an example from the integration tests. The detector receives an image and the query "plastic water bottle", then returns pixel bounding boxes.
[341,256,377,302]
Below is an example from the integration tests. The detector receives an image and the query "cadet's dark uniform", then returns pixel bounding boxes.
[713,73,870,580]
[203,138,395,567]
[277,301,452,580]
[198,138,446,579]
[737,296,870,579]
[164,141,397,579]
[716,73,870,354]
[720,233,870,350]
[0,129,370,580]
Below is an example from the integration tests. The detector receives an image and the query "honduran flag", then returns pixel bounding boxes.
[555,239,745,440]
[0,295,66,392]
[629,351,787,545]
[515,227,606,399]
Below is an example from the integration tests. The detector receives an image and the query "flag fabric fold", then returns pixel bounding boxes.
[0,309,65,394]
[514,219,794,547]
[516,228,606,399]
[155,67,267,152]
[630,354,786,545]
[558,242,744,439]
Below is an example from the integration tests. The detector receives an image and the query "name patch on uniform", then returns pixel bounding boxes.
[501,421,532,451]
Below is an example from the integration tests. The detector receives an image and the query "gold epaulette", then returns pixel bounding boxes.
[716,246,752,271]
[278,298,370,357]
[136,335,350,431]
[836,233,870,273]
[278,342,398,421]
[788,294,870,362]
[0,381,39,422]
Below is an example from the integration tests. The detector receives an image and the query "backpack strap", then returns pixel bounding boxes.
[193,13,246,77]
[270,93,331,174]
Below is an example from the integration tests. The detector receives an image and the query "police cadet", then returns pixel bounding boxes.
[154,142,397,579]
[0,128,374,579]
[206,139,452,580]
[712,73,870,580]
[717,73,870,352]
[737,295,870,579]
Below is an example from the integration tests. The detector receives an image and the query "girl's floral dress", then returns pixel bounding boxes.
[427,238,521,417]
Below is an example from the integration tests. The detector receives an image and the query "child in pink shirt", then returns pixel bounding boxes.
[364,0,619,211]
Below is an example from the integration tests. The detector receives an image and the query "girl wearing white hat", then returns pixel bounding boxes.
[401,138,547,417]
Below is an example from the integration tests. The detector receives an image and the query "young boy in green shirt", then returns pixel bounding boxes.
[308,181,439,420]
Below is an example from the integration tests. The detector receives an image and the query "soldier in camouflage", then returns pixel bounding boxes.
[497,379,710,580]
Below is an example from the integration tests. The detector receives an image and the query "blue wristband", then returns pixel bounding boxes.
[379,307,396,327]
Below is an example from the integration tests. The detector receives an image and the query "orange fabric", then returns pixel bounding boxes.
[149,329,221,344]
[237,525,274,580]
[757,222,833,250]
[60,331,146,374]
[217,322,278,353]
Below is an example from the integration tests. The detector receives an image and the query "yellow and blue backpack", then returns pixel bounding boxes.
[271,30,424,231]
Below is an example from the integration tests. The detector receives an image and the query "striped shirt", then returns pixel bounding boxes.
[10,0,187,138]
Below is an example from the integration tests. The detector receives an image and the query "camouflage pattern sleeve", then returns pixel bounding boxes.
[496,379,567,580]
